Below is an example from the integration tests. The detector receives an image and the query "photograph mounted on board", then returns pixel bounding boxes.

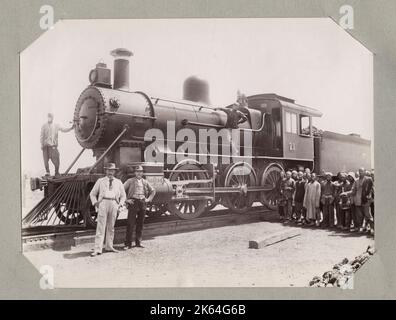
[20,18,374,288]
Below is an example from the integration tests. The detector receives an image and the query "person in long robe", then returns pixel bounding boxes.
[303,173,321,226]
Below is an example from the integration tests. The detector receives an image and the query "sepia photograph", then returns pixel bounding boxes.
[20,18,375,288]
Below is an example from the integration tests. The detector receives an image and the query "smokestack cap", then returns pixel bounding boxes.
[110,48,133,91]
[111,48,133,58]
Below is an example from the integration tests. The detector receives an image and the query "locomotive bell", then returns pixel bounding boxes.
[183,76,210,105]
[110,48,133,91]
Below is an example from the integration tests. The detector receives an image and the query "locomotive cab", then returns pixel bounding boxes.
[247,94,322,162]
[280,99,323,161]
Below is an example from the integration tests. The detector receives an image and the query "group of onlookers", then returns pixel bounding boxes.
[277,167,374,235]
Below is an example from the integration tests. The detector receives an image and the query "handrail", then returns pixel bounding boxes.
[240,113,266,133]
[87,125,129,174]
[182,113,266,132]
[182,119,225,129]
[104,111,156,120]
[63,148,86,175]
[151,97,215,111]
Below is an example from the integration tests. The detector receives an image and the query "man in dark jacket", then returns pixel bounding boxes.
[320,172,336,228]
[277,171,286,221]
[221,104,248,129]
[282,171,295,223]
[342,168,374,233]
[294,171,306,224]
[335,172,352,230]
[370,175,375,218]
[123,166,156,249]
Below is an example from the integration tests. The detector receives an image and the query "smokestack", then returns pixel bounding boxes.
[110,48,133,90]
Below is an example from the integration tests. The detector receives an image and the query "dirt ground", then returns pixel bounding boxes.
[24,211,374,288]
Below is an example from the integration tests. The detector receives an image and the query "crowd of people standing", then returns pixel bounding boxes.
[277,167,374,235]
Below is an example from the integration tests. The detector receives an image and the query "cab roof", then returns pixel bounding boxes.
[248,93,323,118]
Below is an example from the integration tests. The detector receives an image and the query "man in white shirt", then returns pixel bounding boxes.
[89,163,126,256]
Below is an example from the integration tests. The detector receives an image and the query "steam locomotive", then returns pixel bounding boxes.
[25,48,371,228]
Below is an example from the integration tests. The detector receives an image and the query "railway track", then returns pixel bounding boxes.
[22,213,176,237]
[22,206,275,251]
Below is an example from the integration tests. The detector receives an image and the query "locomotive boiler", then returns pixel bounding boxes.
[74,49,249,166]
[24,47,371,229]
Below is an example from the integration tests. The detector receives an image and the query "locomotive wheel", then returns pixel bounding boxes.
[222,162,257,214]
[205,198,219,212]
[259,163,284,210]
[202,198,220,215]
[168,163,210,220]
[146,203,168,217]
[84,196,98,228]
[55,203,84,225]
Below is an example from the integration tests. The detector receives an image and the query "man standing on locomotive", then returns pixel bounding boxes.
[89,163,126,257]
[217,92,249,157]
[219,91,249,129]
[123,165,156,249]
[40,112,74,176]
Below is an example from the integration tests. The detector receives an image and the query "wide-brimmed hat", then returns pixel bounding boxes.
[325,172,333,177]
[134,165,144,172]
[347,171,356,180]
[104,163,118,170]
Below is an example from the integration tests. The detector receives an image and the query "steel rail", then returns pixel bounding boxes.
[22,206,274,238]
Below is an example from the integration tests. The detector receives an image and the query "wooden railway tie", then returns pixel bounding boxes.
[249,229,301,249]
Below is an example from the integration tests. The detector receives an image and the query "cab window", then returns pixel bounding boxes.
[285,111,297,134]
[300,115,311,136]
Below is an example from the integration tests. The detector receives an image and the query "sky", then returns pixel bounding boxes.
[20,18,373,176]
